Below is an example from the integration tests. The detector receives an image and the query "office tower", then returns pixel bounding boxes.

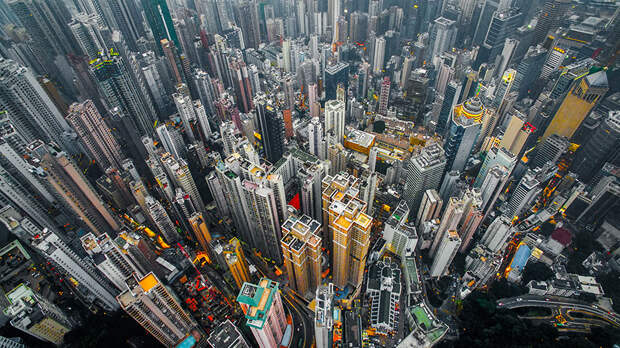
[382,200,419,257]
[173,93,197,142]
[156,124,185,160]
[141,0,178,55]
[314,283,334,348]
[325,99,346,145]
[66,100,124,171]
[475,146,516,187]
[324,62,349,101]
[428,17,457,59]
[115,229,167,278]
[430,230,461,278]
[255,94,285,164]
[118,272,202,346]
[445,97,484,172]
[372,36,386,75]
[416,190,443,230]
[322,173,372,289]
[436,80,462,136]
[0,59,75,152]
[224,237,251,289]
[378,77,390,115]
[531,134,568,169]
[495,38,518,79]
[280,214,322,295]
[512,45,547,100]
[3,284,75,345]
[215,164,252,246]
[430,197,464,257]
[237,278,287,348]
[572,112,620,183]
[480,165,510,213]
[188,212,212,252]
[492,69,516,110]
[368,147,378,173]
[207,320,250,348]
[32,230,119,310]
[242,181,282,264]
[90,56,155,136]
[480,215,512,252]
[69,13,109,59]
[505,171,541,218]
[206,171,230,217]
[480,9,522,65]
[28,140,119,235]
[235,1,261,49]
[473,0,499,46]
[166,157,205,210]
[308,117,324,160]
[350,11,368,43]
[550,59,596,100]
[540,44,566,79]
[500,111,533,156]
[145,196,179,243]
[533,0,571,44]
[543,70,609,141]
[80,232,142,290]
[439,170,460,202]
[403,142,447,213]
[458,189,483,252]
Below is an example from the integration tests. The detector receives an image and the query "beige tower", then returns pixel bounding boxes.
[224,238,251,289]
[188,212,212,252]
[280,214,322,296]
[322,173,373,290]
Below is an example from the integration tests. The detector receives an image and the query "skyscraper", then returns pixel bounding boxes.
[572,112,620,183]
[542,70,609,141]
[480,215,513,252]
[156,124,185,160]
[314,283,335,348]
[430,230,461,278]
[255,94,285,164]
[378,77,391,115]
[69,13,109,59]
[141,0,179,55]
[428,17,457,60]
[403,142,447,213]
[66,100,124,171]
[505,171,541,218]
[207,320,250,348]
[324,62,349,101]
[372,36,386,75]
[416,189,443,230]
[474,146,516,187]
[188,212,212,253]
[533,0,571,44]
[117,272,202,346]
[242,181,283,264]
[235,1,261,49]
[430,197,464,257]
[28,140,120,235]
[223,237,251,289]
[32,230,119,310]
[237,278,287,348]
[322,173,372,289]
[280,214,322,295]
[444,97,484,172]
[145,196,179,243]
[308,117,324,159]
[325,99,346,145]
[0,59,75,152]
[531,134,568,169]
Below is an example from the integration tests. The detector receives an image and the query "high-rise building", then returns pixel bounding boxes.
[314,283,334,348]
[430,230,461,278]
[255,93,285,164]
[533,0,571,44]
[542,70,609,141]
[322,173,373,289]
[325,99,346,145]
[308,117,324,160]
[141,0,178,55]
[458,189,483,252]
[117,272,202,346]
[577,179,620,227]
[69,13,109,59]
[235,1,261,49]
[90,56,155,136]
[378,77,391,115]
[479,165,510,214]
[28,140,120,235]
[0,59,75,152]
[32,230,119,310]
[428,17,457,60]
[224,237,251,289]
[3,284,75,345]
[474,146,516,187]
[145,196,179,243]
[80,232,143,290]
[382,200,419,257]
[242,181,282,264]
[207,320,250,348]
[403,142,446,213]
[491,69,516,110]
[372,36,386,75]
[430,197,464,257]
[531,134,568,169]
[230,59,254,113]
[324,62,349,101]
[436,80,462,136]
[499,111,534,157]
[512,45,547,100]
[66,100,124,171]
[444,97,484,172]
[280,214,322,295]
[188,212,212,252]
[505,171,541,218]
[156,123,185,160]
[237,278,287,348]
[572,112,620,183]
[480,9,522,65]
[416,189,443,230]
[480,215,513,252]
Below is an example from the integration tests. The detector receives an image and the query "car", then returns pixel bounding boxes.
[516,298,522,302]
[545,298,550,301]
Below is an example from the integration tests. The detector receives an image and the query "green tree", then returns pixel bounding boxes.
[373,120,385,133]
[521,261,554,285]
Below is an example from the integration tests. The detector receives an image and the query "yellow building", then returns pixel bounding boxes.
[542,70,608,141]
[322,173,373,290]
[224,238,251,289]
[188,212,212,252]
[344,129,376,154]
[280,214,322,296]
